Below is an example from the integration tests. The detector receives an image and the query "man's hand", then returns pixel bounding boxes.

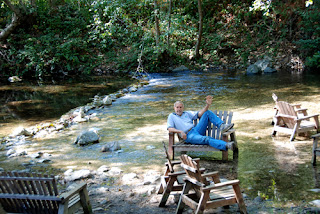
[206,95,213,106]
[198,95,213,118]
[180,131,187,140]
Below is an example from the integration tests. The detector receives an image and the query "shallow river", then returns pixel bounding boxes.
[1,70,320,208]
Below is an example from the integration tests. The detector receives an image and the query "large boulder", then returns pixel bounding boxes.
[172,65,189,72]
[246,56,277,74]
[74,130,99,146]
[246,64,260,74]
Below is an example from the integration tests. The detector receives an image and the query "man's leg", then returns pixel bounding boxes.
[186,129,227,150]
[193,110,224,135]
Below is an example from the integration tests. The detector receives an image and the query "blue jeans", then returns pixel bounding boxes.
[186,110,227,150]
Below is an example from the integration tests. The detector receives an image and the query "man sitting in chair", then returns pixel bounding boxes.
[167,95,235,151]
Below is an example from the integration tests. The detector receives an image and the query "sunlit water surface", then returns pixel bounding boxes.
[1,70,320,207]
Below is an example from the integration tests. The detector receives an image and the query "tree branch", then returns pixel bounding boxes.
[0,0,24,41]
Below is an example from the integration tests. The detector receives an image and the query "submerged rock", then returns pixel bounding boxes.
[101,141,121,152]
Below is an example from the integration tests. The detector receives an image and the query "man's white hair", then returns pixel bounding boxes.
[174,101,184,107]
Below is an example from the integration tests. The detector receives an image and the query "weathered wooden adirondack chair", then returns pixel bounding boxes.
[0,171,92,214]
[176,154,247,214]
[168,110,237,161]
[158,142,205,207]
[272,101,319,141]
[272,93,308,125]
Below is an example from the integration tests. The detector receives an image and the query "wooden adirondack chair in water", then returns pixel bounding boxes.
[272,101,319,141]
[176,154,247,214]
[0,171,92,214]
[168,110,238,161]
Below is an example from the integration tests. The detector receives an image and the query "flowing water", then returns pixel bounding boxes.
[1,70,320,208]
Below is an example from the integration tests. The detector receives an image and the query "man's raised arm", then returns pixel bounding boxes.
[198,95,213,118]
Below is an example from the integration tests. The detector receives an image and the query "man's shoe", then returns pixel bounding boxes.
[226,142,235,151]
[221,123,234,133]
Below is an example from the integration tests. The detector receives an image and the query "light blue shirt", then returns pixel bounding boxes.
[167,111,199,133]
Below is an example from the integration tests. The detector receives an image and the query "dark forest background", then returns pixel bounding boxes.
[0,0,319,81]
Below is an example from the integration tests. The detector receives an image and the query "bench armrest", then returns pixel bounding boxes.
[59,183,87,202]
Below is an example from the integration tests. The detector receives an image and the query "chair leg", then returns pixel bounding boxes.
[195,192,209,214]
[312,138,318,166]
[222,150,228,161]
[159,176,177,207]
[79,187,93,214]
[233,184,247,214]
[176,182,191,214]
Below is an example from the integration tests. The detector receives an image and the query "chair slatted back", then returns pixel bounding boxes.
[277,101,297,129]
[193,110,233,140]
[0,171,60,214]
[180,155,209,186]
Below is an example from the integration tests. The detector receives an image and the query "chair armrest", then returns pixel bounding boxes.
[222,128,235,136]
[295,108,307,112]
[292,104,302,108]
[202,171,219,178]
[202,179,240,191]
[297,114,319,121]
[275,114,297,120]
[167,160,181,166]
[59,183,87,202]
[168,171,186,177]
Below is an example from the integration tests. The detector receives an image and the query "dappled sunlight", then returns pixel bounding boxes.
[1,71,320,209]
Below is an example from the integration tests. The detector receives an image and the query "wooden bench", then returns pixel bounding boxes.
[167,110,238,161]
[0,171,92,214]
[312,133,320,165]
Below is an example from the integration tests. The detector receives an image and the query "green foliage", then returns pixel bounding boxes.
[1,0,319,79]
[295,2,320,69]
[1,3,100,79]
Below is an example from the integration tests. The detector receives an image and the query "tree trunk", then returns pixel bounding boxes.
[167,0,172,48]
[195,0,203,59]
[0,0,24,42]
[154,0,160,47]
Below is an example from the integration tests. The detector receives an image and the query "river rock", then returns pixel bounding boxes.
[246,64,260,74]
[10,127,33,137]
[172,65,189,72]
[64,169,92,182]
[8,76,22,83]
[263,67,277,73]
[106,167,123,176]
[122,173,139,184]
[74,130,100,146]
[101,141,121,152]
[247,56,277,74]
[310,200,320,207]
[128,86,138,92]
[143,170,160,185]
[97,165,110,174]
[102,96,112,105]
[6,149,16,156]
